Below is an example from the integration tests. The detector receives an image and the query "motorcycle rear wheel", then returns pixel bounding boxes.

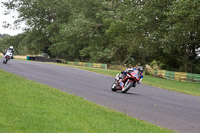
[122,81,133,93]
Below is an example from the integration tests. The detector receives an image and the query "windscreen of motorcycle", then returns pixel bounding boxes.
[131,70,139,80]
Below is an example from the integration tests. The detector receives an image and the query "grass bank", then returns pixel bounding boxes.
[56,64,200,97]
[143,75,200,96]
[0,69,172,133]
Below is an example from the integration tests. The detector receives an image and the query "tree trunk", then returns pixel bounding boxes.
[121,54,131,65]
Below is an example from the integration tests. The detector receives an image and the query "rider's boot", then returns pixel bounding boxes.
[138,78,142,84]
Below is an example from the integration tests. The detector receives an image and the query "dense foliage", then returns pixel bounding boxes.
[1,0,200,73]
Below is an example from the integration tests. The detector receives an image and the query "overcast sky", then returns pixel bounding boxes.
[0,0,25,36]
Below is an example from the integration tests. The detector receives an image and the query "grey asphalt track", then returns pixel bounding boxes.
[0,59,200,133]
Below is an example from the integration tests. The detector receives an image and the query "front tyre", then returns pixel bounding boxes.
[111,83,117,91]
[122,81,133,93]
[3,59,7,64]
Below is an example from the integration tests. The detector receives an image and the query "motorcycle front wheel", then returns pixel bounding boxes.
[122,81,133,93]
[111,83,117,91]
[3,59,7,64]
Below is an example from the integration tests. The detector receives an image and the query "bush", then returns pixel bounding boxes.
[150,60,160,69]
[145,64,154,75]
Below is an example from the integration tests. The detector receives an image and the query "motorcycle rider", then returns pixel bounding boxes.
[4,46,14,59]
[119,63,144,89]
[135,63,144,84]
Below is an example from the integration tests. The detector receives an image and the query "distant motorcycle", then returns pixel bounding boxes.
[111,69,140,93]
[3,50,13,64]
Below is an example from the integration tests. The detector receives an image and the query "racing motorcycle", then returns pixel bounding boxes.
[111,69,140,93]
[3,50,13,64]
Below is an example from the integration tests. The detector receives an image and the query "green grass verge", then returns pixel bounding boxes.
[143,75,200,96]
[0,69,173,133]
[55,64,200,97]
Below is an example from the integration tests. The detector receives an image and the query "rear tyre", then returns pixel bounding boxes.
[122,81,133,93]
[111,83,117,91]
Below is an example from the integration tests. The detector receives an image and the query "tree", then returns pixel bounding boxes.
[165,0,200,72]
[2,0,71,56]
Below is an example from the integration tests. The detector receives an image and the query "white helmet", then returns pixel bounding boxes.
[9,46,14,49]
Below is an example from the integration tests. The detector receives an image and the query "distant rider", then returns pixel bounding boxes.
[4,46,14,59]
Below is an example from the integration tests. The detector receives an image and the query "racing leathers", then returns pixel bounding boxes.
[4,48,14,59]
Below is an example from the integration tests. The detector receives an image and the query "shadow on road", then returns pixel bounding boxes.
[108,90,141,96]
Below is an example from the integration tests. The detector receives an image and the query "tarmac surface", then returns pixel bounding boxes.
[0,59,200,133]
